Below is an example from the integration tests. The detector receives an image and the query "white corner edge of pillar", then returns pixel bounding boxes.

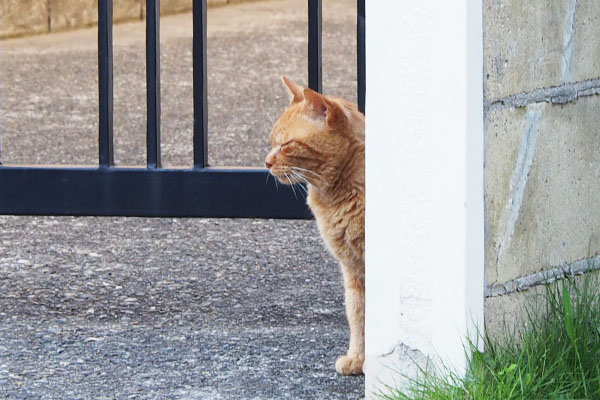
[364,0,484,398]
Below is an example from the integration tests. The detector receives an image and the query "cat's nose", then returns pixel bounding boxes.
[265,146,281,169]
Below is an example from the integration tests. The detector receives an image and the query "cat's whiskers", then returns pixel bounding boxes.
[289,170,309,197]
[289,168,330,196]
[296,180,309,197]
[290,166,322,179]
[284,173,298,199]
[288,169,307,183]
[289,170,317,198]
[290,167,325,186]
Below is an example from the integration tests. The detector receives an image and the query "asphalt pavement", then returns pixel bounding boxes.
[0,0,364,398]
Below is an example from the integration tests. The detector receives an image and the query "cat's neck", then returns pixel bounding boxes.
[307,179,363,208]
[308,144,364,206]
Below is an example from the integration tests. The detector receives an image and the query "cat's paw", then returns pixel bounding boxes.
[335,355,364,375]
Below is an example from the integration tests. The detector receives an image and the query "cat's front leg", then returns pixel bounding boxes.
[336,269,365,375]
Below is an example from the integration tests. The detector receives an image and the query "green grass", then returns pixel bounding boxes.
[378,276,600,400]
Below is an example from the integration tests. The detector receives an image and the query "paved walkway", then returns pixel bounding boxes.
[0,0,364,398]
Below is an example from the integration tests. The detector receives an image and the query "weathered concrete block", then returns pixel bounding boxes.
[161,0,192,14]
[485,285,545,341]
[142,0,194,17]
[486,96,600,286]
[208,0,229,6]
[114,0,143,23]
[1,0,243,38]
[0,0,48,38]
[484,0,600,101]
[571,0,600,83]
[140,0,232,18]
[484,0,564,101]
[485,270,600,340]
[50,0,99,31]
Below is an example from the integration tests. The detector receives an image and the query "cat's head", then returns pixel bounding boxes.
[265,77,363,189]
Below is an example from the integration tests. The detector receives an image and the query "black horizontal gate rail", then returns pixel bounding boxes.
[0,167,306,218]
[0,0,365,219]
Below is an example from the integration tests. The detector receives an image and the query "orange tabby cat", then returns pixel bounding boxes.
[265,77,365,375]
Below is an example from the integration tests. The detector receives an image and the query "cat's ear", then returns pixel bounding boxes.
[303,88,340,124]
[282,76,304,104]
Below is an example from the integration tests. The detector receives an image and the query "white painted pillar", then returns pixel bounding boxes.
[364,0,484,397]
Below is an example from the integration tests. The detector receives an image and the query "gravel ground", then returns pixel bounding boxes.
[0,0,364,399]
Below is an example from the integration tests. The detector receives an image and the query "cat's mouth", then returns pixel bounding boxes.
[269,166,305,186]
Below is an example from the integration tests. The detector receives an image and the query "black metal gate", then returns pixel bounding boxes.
[0,0,365,219]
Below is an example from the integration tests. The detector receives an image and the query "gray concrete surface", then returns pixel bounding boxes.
[0,0,364,398]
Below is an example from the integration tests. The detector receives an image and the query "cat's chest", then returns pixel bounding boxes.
[307,190,363,264]
[309,200,348,242]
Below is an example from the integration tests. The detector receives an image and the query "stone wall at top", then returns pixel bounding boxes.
[0,0,240,38]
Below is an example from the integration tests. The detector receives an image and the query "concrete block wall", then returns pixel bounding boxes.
[0,0,238,38]
[484,0,600,336]
[0,0,49,37]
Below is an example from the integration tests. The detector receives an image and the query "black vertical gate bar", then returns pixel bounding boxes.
[98,0,114,167]
[146,0,161,168]
[193,0,208,168]
[357,0,365,114]
[307,0,322,93]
